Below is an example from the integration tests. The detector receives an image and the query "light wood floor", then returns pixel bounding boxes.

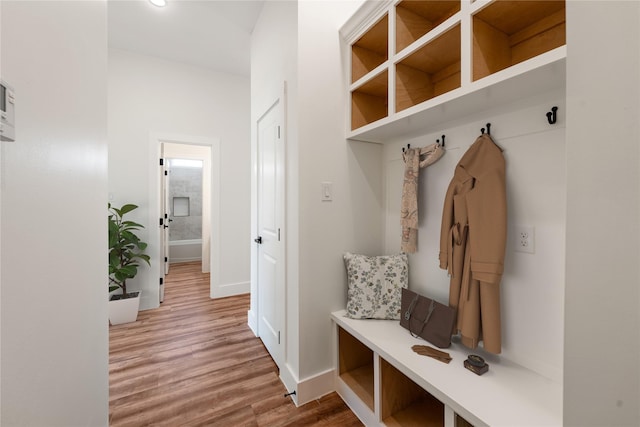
[109,261,362,426]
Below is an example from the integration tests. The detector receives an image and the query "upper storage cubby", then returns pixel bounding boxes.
[351,69,389,130]
[342,0,566,141]
[396,23,460,112]
[351,14,389,83]
[395,0,461,53]
[473,0,566,81]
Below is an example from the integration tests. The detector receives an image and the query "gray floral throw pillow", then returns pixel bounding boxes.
[343,252,408,319]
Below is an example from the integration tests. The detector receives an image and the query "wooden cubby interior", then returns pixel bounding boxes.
[395,0,461,53]
[351,69,388,130]
[455,414,475,427]
[396,23,461,113]
[338,327,375,411]
[380,358,444,426]
[352,14,389,83]
[472,0,566,81]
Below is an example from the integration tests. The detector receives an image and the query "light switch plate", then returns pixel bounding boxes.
[321,182,333,201]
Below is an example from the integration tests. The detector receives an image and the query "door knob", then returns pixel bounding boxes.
[254,236,263,244]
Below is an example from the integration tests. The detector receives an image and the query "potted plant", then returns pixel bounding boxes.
[108,203,150,325]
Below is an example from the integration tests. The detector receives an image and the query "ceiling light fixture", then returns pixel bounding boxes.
[149,0,167,7]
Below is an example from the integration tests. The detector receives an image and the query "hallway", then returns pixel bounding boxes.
[109,262,361,426]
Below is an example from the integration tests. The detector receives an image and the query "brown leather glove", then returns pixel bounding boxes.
[412,345,452,364]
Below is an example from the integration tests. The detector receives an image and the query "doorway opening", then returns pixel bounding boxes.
[164,153,209,265]
[166,158,204,263]
[150,134,221,306]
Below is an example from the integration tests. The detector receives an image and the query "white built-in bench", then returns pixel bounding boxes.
[332,310,562,427]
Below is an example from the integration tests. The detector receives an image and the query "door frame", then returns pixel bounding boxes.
[249,82,287,345]
[162,143,212,273]
[149,132,221,303]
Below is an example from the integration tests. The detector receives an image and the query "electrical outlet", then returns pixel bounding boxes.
[514,226,534,254]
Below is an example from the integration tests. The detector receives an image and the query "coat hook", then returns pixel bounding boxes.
[546,106,558,124]
[440,135,445,147]
[481,123,491,135]
[402,143,411,153]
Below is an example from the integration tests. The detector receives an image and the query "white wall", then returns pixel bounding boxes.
[564,1,640,425]
[0,2,108,425]
[297,0,381,384]
[109,49,251,309]
[250,0,300,393]
[250,0,374,401]
[383,89,566,381]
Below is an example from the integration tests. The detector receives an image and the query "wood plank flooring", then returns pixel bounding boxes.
[109,261,362,426]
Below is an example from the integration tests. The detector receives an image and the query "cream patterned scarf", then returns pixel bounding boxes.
[401,143,445,253]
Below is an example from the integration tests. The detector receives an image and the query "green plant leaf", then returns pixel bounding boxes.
[107,203,150,293]
[122,221,145,229]
[119,204,139,215]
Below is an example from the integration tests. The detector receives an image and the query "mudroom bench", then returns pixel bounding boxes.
[331,310,562,427]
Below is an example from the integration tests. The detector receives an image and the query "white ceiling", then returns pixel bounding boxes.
[108,0,265,77]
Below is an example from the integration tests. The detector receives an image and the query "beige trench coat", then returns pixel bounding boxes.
[439,134,506,354]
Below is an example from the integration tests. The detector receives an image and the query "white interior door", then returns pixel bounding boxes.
[160,145,170,303]
[163,158,170,276]
[256,95,285,368]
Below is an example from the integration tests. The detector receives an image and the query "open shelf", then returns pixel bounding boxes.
[396,23,460,113]
[472,0,566,81]
[351,69,388,130]
[352,14,389,83]
[395,0,460,53]
[338,326,375,411]
[342,0,567,142]
[381,358,444,426]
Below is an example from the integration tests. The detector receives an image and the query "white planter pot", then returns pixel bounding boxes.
[109,292,141,325]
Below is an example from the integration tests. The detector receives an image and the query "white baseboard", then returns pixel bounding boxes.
[169,257,201,263]
[280,363,300,406]
[139,294,157,311]
[297,369,335,406]
[210,281,250,299]
[277,366,336,407]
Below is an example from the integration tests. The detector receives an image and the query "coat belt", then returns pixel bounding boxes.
[448,222,468,277]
